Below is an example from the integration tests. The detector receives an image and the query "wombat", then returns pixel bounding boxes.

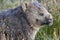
[0,1,53,40]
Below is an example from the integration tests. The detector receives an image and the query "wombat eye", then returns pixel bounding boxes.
[39,13,44,16]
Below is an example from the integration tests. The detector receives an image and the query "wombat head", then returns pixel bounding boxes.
[22,1,53,27]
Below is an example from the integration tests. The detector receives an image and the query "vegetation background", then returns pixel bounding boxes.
[0,0,60,40]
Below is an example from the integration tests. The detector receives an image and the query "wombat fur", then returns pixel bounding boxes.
[0,1,53,40]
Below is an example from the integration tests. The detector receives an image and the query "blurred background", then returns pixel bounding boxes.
[0,0,60,40]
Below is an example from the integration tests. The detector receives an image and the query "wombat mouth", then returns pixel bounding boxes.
[41,21,53,26]
[36,19,53,26]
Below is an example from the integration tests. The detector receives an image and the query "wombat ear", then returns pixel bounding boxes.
[22,2,29,11]
[25,3,28,8]
[22,0,38,11]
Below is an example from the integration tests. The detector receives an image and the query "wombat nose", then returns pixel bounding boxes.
[45,16,53,24]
